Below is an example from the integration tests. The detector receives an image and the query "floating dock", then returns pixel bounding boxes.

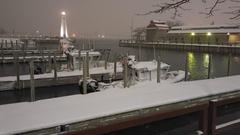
[0,75,240,135]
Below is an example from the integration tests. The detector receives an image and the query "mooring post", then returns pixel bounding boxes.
[14,52,20,89]
[82,56,87,94]
[88,40,91,50]
[157,56,161,83]
[78,48,81,71]
[53,52,58,81]
[114,60,117,80]
[5,40,7,49]
[123,56,128,88]
[1,40,4,63]
[15,40,18,50]
[208,54,212,79]
[227,53,232,76]
[48,51,52,73]
[138,44,141,61]
[104,59,108,70]
[10,40,13,49]
[29,59,35,102]
[86,51,90,77]
[153,45,156,60]
[185,53,189,81]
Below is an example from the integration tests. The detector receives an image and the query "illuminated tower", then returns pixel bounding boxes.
[60,11,69,38]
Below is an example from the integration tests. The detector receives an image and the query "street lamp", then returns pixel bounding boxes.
[207,32,212,45]
[61,11,66,16]
[191,32,195,44]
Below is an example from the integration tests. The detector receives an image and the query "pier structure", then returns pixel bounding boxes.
[0,75,240,135]
[119,40,240,55]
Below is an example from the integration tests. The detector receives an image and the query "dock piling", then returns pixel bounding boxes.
[227,53,232,76]
[185,53,189,81]
[1,40,4,63]
[138,44,141,61]
[157,56,161,83]
[48,51,52,73]
[78,48,81,71]
[208,54,212,79]
[53,52,58,81]
[82,56,87,94]
[114,60,117,79]
[86,51,90,77]
[123,56,128,88]
[15,52,20,89]
[153,45,156,60]
[29,59,35,102]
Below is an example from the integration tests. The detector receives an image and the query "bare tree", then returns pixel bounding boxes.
[166,20,184,27]
[140,0,240,20]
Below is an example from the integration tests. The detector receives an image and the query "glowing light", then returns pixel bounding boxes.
[61,11,66,16]
[188,52,194,59]
[227,32,230,35]
[207,32,212,36]
[72,33,76,37]
[60,11,69,38]
[191,32,195,36]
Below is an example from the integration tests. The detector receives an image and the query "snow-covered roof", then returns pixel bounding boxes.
[147,20,169,29]
[1,75,240,134]
[169,25,240,34]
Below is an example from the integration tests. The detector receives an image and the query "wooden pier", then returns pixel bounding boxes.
[119,40,240,55]
[1,75,240,135]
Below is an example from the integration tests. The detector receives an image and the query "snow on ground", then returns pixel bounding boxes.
[1,75,240,134]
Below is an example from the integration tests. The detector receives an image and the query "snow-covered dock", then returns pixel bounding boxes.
[0,66,123,91]
[1,75,240,135]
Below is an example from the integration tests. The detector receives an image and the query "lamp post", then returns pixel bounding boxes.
[191,32,195,44]
[207,32,212,45]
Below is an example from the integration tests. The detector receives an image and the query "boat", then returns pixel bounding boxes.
[78,55,189,93]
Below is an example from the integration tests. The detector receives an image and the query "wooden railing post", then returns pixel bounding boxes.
[208,100,217,135]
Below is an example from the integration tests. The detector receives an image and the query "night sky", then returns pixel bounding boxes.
[0,0,237,38]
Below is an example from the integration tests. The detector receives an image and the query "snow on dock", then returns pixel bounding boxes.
[1,75,240,134]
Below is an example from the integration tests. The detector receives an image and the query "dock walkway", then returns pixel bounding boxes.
[119,40,240,55]
[1,75,240,134]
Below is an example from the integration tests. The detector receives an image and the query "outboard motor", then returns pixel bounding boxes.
[79,79,99,94]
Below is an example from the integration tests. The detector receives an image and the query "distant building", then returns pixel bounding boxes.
[145,20,240,45]
[146,20,169,42]
[168,25,240,45]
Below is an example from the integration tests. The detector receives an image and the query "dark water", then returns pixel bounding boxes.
[92,39,240,80]
[1,39,240,80]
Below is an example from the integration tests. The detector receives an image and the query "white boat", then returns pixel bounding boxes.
[79,55,189,92]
